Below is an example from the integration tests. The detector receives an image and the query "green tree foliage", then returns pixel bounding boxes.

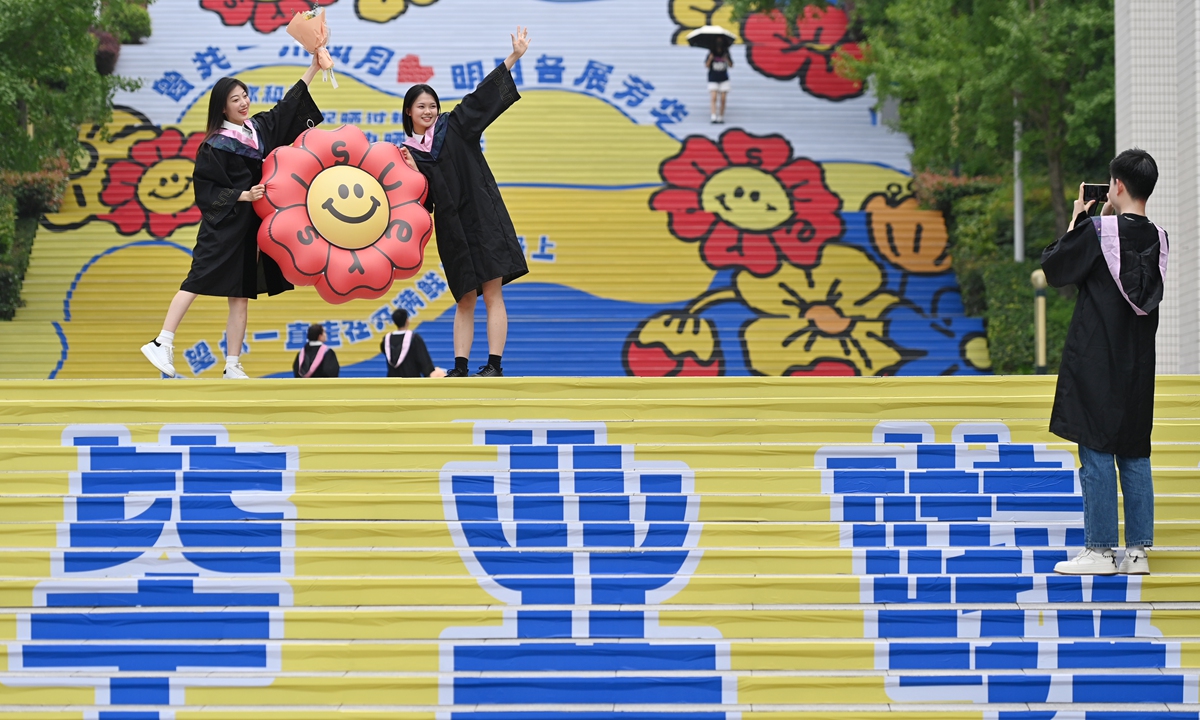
[0,0,136,172]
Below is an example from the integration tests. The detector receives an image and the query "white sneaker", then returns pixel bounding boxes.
[1054,548,1118,575]
[140,341,175,378]
[1119,548,1150,575]
[222,362,249,379]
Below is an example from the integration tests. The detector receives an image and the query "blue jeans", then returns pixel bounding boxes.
[1078,444,1154,549]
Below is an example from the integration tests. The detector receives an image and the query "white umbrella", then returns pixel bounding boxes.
[685,25,737,52]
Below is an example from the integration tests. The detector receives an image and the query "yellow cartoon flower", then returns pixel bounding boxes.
[737,244,903,376]
[669,0,741,45]
[356,0,439,24]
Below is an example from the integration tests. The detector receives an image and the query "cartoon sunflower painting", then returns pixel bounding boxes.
[651,129,844,276]
[99,129,206,239]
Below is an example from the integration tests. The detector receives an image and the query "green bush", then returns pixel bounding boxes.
[0,193,19,321]
[0,163,69,219]
[100,0,153,44]
[924,173,1076,374]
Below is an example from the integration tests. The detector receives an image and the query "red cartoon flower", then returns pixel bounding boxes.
[744,7,865,101]
[651,129,843,276]
[254,125,433,304]
[99,128,205,238]
[200,0,337,34]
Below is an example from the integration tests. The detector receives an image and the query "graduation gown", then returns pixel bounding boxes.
[380,331,436,378]
[407,64,529,302]
[293,343,340,378]
[1041,212,1168,457]
[184,80,323,298]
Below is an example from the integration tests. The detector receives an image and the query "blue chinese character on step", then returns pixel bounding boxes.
[651,98,688,128]
[322,110,337,124]
[321,320,342,347]
[245,85,260,103]
[573,60,615,93]
[451,60,486,90]
[286,322,308,351]
[393,288,426,316]
[437,421,729,711]
[366,111,386,124]
[341,320,372,344]
[416,271,448,301]
[354,46,395,77]
[13,425,298,714]
[383,131,406,144]
[535,54,565,84]
[531,235,556,262]
[613,75,655,107]
[183,341,216,375]
[340,110,363,124]
[151,71,194,102]
[369,306,393,332]
[192,46,231,80]
[263,85,285,103]
[327,45,353,64]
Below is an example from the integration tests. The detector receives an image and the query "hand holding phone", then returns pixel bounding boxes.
[1082,184,1109,216]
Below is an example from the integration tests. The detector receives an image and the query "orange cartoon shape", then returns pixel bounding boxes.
[865,194,952,274]
[254,125,432,304]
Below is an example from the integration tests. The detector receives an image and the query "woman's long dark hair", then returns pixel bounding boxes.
[203,77,250,142]
[402,84,440,137]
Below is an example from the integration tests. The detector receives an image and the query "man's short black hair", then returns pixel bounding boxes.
[307,323,324,342]
[392,309,409,328]
[1110,148,1158,202]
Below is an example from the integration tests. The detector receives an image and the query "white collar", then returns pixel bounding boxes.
[307,341,323,346]
[222,120,253,136]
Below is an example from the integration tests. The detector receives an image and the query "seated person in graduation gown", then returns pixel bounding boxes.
[380,309,445,378]
[294,323,340,378]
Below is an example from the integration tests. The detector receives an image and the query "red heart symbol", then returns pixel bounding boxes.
[397,54,435,84]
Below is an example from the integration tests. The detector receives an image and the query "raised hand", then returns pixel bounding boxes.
[509,26,530,65]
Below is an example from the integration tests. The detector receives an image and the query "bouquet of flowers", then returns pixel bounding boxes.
[287,7,337,87]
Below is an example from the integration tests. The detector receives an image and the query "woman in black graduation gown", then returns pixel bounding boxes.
[398,28,531,378]
[140,55,324,379]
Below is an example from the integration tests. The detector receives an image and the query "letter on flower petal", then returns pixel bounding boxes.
[720,129,793,173]
[359,142,426,208]
[301,125,371,169]
[323,245,396,299]
[265,206,330,278]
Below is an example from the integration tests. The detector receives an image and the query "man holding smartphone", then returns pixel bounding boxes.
[1041,148,1168,576]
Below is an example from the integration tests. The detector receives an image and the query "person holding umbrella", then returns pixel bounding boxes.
[687,25,736,124]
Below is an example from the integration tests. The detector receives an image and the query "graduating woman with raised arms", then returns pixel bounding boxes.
[399,27,531,377]
[141,55,325,379]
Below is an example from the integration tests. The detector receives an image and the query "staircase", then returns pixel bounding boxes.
[1,375,1198,718]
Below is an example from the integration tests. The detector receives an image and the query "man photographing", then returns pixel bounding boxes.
[1041,149,1169,576]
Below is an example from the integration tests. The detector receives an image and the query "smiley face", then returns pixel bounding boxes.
[137,158,196,216]
[700,166,793,232]
[307,165,389,249]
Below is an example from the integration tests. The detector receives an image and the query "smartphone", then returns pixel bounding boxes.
[1082,184,1109,216]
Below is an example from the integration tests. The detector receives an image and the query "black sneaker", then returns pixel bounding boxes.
[445,367,468,377]
[472,364,503,377]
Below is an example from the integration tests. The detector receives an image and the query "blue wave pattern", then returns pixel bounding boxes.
[12,425,297,714]
[439,421,734,717]
[819,423,1198,708]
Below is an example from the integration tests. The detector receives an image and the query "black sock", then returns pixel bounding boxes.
[488,354,502,368]
[455,356,469,372]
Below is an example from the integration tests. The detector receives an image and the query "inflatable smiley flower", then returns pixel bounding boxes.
[652,130,844,277]
[254,125,432,304]
[99,128,205,238]
[738,244,904,376]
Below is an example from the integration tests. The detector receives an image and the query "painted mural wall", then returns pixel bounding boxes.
[0,0,991,378]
